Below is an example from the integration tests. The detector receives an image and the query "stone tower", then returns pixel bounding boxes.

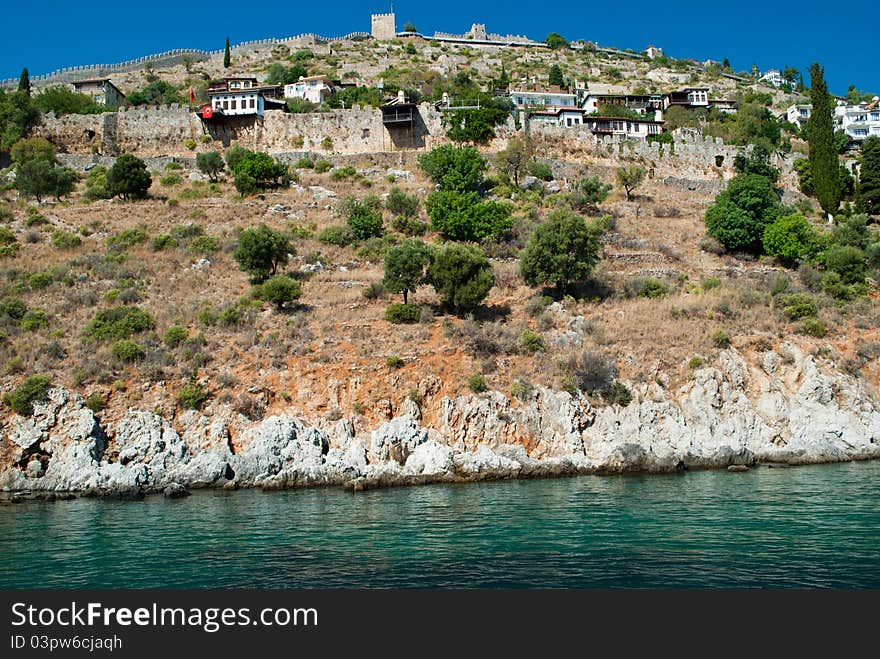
[371,13,397,40]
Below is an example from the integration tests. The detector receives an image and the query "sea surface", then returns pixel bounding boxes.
[2,461,879,588]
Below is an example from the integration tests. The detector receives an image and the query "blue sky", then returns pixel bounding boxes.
[0,1,874,95]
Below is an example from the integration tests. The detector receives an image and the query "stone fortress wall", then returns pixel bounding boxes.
[35,103,795,185]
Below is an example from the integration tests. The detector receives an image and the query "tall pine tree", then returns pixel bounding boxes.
[223,37,231,68]
[856,136,880,216]
[18,68,30,96]
[548,64,564,88]
[807,62,840,221]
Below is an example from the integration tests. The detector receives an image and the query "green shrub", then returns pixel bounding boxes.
[777,293,817,320]
[520,329,546,353]
[85,393,106,413]
[701,277,722,291]
[21,308,49,331]
[111,340,145,362]
[177,382,208,410]
[314,159,333,173]
[825,245,866,285]
[330,165,357,181]
[3,374,52,415]
[608,381,633,406]
[51,230,82,249]
[425,190,512,241]
[84,306,155,341]
[259,274,302,309]
[27,271,53,290]
[107,228,149,250]
[294,157,315,169]
[384,303,421,324]
[385,186,421,217]
[362,282,387,300]
[427,243,494,312]
[0,297,28,321]
[184,138,197,150]
[528,161,554,181]
[712,329,731,348]
[391,214,427,236]
[152,234,178,250]
[386,355,405,368]
[233,224,292,283]
[467,373,488,393]
[317,224,354,246]
[189,235,220,254]
[800,317,827,337]
[159,172,183,186]
[341,195,383,240]
[822,272,867,301]
[164,325,188,347]
[625,277,668,298]
[688,356,704,369]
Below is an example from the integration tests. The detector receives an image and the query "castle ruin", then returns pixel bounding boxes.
[371,13,397,40]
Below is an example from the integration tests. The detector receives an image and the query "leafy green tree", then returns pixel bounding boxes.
[762,213,821,266]
[0,88,41,153]
[495,138,529,186]
[704,174,779,251]
[125,81,186,106]
[807,63,840,219]
[571,175,612,207]
[425,191,512,241]
[34,86,103,116]
[519,209,602,293]
[10,137,55,165]
[233,151,288,195]
[224,144,250,171]
[403,22,418,32]
[616,165,646,200]
[15,159,55,202]
[427,243,494,312]
[18,68,30,96]
[418,144,486,192]
[830,213,871,249]
[233,224,293,283]
[825,245,866,284]
[548,64,564,88]
[545,33,568,49]
[443,103,510,144]
[260,274,302,309]
[106,153,151,200]
[733,144,779,183]
[383,238,433,304]
[385,186,420,217]
[856,136,880,215]
[267,63,308,85]
[342,195,384,240]
[224,36,231,68]
[196,150,224,182]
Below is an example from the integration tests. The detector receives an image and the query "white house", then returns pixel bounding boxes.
[644,45,664,60]
[204,77,286,118]
[835,98,880,142]
[786,104,812,130]
[582,92,664,120]
[664,87,709,109]
[508,82,577,110]
[70,78,125,107]
[528,107,586,127]
[759,69,797,89]
[283,75,336,104]
[585,116,664,139]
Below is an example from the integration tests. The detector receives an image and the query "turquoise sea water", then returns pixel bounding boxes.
[1,461,879,588]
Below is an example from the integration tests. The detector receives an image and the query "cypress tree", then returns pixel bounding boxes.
[18,68,30,96]
[223,37,231,68]
[807,62,840,221]
[856,136,880,216]
[548,64,564,88]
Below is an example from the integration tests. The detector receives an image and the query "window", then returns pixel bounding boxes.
[230,82,239,89]
[612,121,624,131]
[567,118,573,126]
[250,98,256,109]
[231,99,237,110]
[223,100,228,110]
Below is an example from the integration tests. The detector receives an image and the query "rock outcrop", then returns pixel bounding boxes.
[2,344,878,496]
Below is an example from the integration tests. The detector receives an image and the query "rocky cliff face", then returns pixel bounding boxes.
[2,343,878,496]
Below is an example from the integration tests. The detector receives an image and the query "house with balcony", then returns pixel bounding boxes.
[664,87,709,110]
[528,107,586,127]
[199,76,286,120]
[70,78,125,107]
[759,69,797,89]
[582,92,665,121]
[786,104,812,130]
[508,82,578,111]
[585,116,664,140]
[835,97,880,142]
[283,75,337,104]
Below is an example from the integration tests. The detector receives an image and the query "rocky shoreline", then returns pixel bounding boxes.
[2,343,879,501]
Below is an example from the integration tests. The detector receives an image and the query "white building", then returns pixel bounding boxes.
[835,98,880,142]
[204,76,286,118]
[759,69,797,89]
[528,107,586,127]
[284,75,336,104]
[786,104,812,130]
[70,78,125,107]
[508,82,577,110]
[584,116,663,139]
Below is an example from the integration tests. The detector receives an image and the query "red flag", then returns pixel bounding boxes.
[189,87,196,103]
